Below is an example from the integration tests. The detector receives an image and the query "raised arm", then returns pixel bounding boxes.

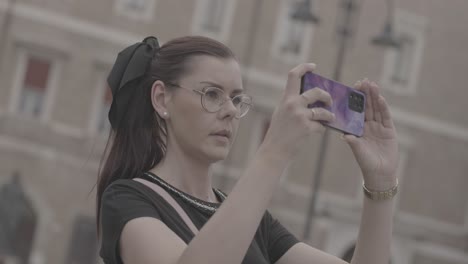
[275,79,399,264]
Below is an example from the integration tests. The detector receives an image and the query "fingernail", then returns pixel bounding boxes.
[340,133,346,140]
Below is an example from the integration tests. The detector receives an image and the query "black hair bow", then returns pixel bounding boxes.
[107,36,160,129]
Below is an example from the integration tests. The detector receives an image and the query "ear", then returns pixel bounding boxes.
[151,80,172,119]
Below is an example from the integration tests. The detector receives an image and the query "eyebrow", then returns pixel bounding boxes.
[199,81,244,94]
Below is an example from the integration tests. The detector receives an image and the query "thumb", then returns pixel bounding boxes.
[341,134,363,160]
[341,134,360,149]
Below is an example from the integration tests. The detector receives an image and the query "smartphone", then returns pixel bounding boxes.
[300,72,366,137]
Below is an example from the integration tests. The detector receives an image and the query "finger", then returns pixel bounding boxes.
[357,79,374,121]
[284,63,317,98]
[300,88,333,107]
[309,108,335,123]
[353,79,363,89]
[378,95,395,128]
[370,81,382,123]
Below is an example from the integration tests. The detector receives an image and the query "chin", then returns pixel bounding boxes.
[210,149,230,161]
[202,145,231,163]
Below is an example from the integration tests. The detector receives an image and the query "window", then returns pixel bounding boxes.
[192,0,237,41]
[281,22,304,55]
[202,0,226,33]
[10,48,60,121]
[114,0,156,21]
[18,56,51,118]
[271,0,315,63]
[380,10,426,95]
[391,35,414,85]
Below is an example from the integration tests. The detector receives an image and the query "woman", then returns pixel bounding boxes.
[97,36,399,264]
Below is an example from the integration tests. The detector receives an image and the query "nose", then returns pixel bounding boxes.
[218,98,238,119]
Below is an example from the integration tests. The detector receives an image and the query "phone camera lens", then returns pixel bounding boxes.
[348,91,365,113]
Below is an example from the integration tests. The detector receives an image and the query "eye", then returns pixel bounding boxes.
[232,95,243,105]
[204,88,221,101]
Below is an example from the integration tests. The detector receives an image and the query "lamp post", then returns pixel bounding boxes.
[291,0,401,241]
[0,0,16,66]
[371,0,401,48]
[290,0,320,24]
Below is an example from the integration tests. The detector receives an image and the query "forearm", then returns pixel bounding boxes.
[350,178,397,264]
[177,146,288,264]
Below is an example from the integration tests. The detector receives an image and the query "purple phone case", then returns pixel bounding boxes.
[301,72,366,137]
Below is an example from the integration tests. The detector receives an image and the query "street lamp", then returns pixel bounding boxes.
[296,0,360,242]
[372,22,400,48]
[371,0,401,48]
[290,0,320,24]
[0,0,17,69]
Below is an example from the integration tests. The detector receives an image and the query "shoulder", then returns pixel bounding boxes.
[100,179,165,224]
[99,179,165,263]
[102,178,146,198]
[101,178,167,206]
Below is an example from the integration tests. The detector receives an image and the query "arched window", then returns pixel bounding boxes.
[17,55,52,118]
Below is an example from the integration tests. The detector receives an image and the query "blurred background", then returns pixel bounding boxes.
[0,0,467,263]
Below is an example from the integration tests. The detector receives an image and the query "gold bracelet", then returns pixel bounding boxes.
[362,179,398,200]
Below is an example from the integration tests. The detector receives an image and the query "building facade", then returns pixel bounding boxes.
[0,0,467,263]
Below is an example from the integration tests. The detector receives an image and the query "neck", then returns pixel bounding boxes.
[149,144,218,203]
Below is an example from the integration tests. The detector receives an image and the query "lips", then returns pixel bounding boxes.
[211,129,232,139]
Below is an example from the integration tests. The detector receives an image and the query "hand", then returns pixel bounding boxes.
[260,63,335,162]
[343,79,399,190]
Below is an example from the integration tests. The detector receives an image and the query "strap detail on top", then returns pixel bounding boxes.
[133,178,199,235]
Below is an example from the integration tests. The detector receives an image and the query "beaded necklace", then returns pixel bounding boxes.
[142,172,226,214]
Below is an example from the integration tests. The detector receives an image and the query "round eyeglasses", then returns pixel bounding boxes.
[168,83,253,118]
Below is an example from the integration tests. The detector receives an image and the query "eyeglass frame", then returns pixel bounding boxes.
[165,82,253,118]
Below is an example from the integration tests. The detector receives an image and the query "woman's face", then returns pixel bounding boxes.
[164,56,244,164]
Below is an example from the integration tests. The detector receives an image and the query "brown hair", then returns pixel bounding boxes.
[96,36,235,234]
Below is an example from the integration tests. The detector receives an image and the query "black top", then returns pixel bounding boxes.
[99,173,300,264]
